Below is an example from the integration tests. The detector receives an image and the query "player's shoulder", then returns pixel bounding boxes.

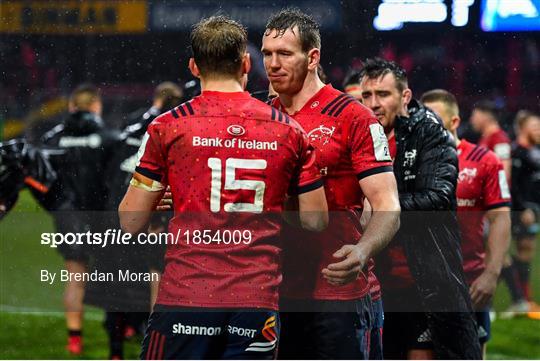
[265,97,306,133]
[485,129,510,147]
[317,87,368,120]
[149,99,199,128]
[493,128,511,143]
[465,142,500,166]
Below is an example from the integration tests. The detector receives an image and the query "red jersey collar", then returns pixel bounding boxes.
[201,90,251,99]
[457,139,472,152]
[274,84,335,116]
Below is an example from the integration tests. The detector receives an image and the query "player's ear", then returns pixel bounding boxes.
[402,88,412,107]
[242,52,251,75]
[89,100,102,116]
[307,48,320,72]
[68,101,77,113]
[451,116,461,132]
[189,58,200,78]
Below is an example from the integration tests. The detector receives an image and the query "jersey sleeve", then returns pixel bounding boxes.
[290,130,323,195]
[483,157,511,209]
[491,132,512,160]
[348,114,393,180]
[131,122,167,192]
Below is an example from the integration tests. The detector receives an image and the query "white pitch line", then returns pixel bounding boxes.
[0,304,103,321]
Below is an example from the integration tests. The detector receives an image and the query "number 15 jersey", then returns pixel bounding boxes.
[135,90,322,310]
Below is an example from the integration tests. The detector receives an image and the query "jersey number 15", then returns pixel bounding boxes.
[207,158,267,213]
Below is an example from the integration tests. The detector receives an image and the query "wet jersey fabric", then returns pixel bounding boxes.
[456,140,511,284]
[136,91,322,310]
[479,128,511,161]
[271,84,393,301]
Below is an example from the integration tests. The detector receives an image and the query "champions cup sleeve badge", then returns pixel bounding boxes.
[308,125,336,147]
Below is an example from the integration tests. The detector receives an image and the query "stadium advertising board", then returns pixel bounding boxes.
[372,0,540,31]
[373,0,475,30]
[0,0,147,34]
[149,0,342,31]
[481,0,540,31]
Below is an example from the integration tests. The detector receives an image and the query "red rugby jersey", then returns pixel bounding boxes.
[456,140,511,284]
[272,84,393,300]
[135,90,322,310]
[479,128,511,161]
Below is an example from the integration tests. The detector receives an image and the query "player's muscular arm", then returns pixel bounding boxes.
[360,198,372,232]
[470,206,511,309]
[323,172,400,285]
[119,181,165,234]
[297,187,328,232]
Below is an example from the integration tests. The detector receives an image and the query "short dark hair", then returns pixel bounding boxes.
[69,83,101,111]
[190,15,247,78]
[472,100,500,123]
[514,109,539,130]
[343,69,362,89]
[359,57,408,92]
[420,89,459,117]
[154,82,183,110]
[265,8,321,52]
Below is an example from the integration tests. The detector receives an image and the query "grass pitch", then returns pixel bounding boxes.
[0,191,539,359]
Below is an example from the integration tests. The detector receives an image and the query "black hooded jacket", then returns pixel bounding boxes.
[391,99,481,359]
[34,111,120,220]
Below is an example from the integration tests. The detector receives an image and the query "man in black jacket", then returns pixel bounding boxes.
[36,84,120,355]
[358,58,480,359]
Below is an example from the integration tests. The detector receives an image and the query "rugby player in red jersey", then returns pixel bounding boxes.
[119,16,328,359]
[470,100,512,182]
[343,69,385,360]
[261,9,400,359]
[422,89,511,358]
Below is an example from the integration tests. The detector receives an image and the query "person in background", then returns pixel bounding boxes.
[470,100,512,182]
[36,84,120,355]
[505,110,540,316]
[422,89,511,357]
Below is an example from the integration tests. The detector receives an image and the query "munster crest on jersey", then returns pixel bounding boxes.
[308,125,335,147]
[458,167,478,184]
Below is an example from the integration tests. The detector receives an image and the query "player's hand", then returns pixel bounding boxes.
[469,271,498,309]
[156,186,172,211]
[322,244,368,286]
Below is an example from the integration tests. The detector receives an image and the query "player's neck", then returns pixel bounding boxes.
[482,122,500,137]
[452,131,461,147]
[279,73,325,114]
[200,78,244,93]
[517,134,532,148]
